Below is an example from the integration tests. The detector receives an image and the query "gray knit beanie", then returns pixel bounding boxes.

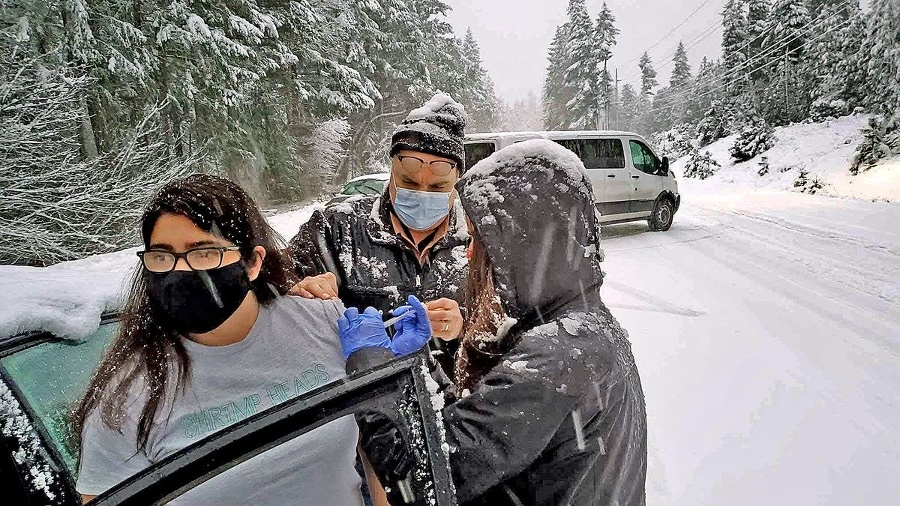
[390,93,469,172]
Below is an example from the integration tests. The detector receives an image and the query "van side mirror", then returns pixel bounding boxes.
[660,156,670,175]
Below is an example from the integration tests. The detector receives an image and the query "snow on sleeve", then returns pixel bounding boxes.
[0,248,136,340]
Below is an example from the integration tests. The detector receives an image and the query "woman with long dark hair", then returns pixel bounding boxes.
[73,174,417,504]
[342,139,648,505]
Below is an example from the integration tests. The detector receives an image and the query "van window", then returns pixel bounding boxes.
[629,140,661,175]
[554,139,625,169]
[465,142,496,169]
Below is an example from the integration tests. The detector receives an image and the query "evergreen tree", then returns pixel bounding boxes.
[562,0,600,128]
[804,1,860,111]
[461,28,499,132]
[618,84,641,133]
[670,41,692,89]
[721,0,748,76]
[542,24,574,129]
[761,0,811,124]
[500,91,543,131]
[594,2,619,128]
[1,0,489,211]
[684,57,722,125]
[638,51,658,97]
[835,3,869,110]
[746,0,771,82]
[864,0,900,112]
[763,0,811,63]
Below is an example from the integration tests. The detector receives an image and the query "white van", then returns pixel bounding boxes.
[465,131,681,231]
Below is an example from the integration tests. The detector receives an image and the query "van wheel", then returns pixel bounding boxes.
[649,198,674,231]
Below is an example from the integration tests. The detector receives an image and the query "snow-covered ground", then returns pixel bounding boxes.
[672,114,900,203]
[601,191,899,505]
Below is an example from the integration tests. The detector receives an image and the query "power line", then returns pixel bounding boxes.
[651,6,851,108]
[621,18,722,83]
[647,10,859,118]
[618,0,716,68]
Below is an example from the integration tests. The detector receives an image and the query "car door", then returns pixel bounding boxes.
[628,139,665,216]
[0,323,457,505]
[553,138,629,221]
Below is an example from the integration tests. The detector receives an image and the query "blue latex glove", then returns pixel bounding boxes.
[389,295,432,357]
[337,306,390,359]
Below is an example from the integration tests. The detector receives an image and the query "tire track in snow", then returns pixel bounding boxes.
[603,279,707,318]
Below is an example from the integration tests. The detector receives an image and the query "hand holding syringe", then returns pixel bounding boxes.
[382,311,415,328]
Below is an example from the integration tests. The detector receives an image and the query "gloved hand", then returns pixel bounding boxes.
[389,295,432,356]
[337,307,391,359]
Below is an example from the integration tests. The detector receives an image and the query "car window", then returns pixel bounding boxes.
[629,140,661,175]
[554,139,625,169]
[465,142,496,169]
[0,322,118,477]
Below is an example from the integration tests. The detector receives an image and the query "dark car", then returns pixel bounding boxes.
[326,173,390,206]
[0,316,456,505]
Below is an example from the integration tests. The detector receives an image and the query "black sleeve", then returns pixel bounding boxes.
[357,324,588,504]
[288,209,341,281]
[442,365,579,502]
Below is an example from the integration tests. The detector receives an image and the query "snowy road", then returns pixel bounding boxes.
[599,191,899,505]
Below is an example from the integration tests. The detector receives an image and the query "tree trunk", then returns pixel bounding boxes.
[79,95,99,159]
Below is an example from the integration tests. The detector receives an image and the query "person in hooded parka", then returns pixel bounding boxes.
[342,139,648,505]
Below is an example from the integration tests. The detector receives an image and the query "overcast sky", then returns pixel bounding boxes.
[444,0,727,103]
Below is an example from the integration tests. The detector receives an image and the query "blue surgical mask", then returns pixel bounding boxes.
[392,180,452,231]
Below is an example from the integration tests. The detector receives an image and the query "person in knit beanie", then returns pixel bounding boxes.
[389,93,468,173]
[289,92,471,369]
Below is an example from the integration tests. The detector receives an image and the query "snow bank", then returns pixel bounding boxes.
[266,201,324,240]
[672,115,900,202]
[0,204,322,340]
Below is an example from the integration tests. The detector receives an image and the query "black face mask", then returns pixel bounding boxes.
[148,262,252,335]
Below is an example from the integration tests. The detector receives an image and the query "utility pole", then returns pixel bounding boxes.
[614,68,620,131]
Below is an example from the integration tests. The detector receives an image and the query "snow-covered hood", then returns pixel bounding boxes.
[456,139,604,321]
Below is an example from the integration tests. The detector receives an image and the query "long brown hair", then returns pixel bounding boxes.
[73,174,295,453]
[456,234,512,392]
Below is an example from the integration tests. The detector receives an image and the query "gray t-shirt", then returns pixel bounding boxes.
[77,295,362,505]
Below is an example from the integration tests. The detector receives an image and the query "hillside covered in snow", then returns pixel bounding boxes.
[670,115,900,202]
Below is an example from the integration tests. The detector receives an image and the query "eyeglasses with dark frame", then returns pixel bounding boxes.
[137,246,242,273]
[394,155,458,177]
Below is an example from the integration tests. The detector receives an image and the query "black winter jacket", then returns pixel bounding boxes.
[289,190,470,314]
[349,140,648,506]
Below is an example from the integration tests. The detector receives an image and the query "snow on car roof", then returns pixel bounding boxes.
[347,172,389,183]
[465,130,640,142]
[0,249,136,341]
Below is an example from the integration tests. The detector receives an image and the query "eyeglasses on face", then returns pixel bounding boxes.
[137,246,242,273]
[394,155,457,177]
